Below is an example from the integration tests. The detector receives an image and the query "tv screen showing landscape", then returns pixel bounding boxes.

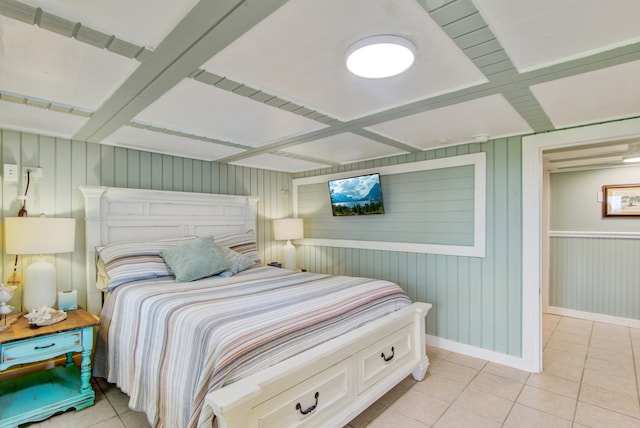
[328,173,384,216]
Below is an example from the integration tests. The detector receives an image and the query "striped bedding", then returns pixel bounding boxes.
[94,266,411,428]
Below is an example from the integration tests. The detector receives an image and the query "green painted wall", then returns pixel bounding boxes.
[293,137,524,357]
[0,129,291,311]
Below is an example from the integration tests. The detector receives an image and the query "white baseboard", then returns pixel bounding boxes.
[547,306,640,329]
[426,335,540,373]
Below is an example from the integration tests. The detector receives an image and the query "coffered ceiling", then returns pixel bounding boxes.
[1,0,639,172]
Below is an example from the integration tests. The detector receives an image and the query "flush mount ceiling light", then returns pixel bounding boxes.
[346,35,416,79]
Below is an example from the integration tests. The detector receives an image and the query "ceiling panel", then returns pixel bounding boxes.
[282,133,407,164]
[230,153,330,173]
[203,0,487,121]
[0,102,87,138]
[0,15,138,110]
[531,60,640,128]
[104,126,244,161]
[134,79,327,148]
[473,0,640,71]
[367,94,532,149]
[18,0,199,49]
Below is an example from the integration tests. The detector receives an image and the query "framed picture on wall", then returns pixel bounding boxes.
[602,184,640,217]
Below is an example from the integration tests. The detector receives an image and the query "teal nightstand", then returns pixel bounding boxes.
[0,309,100,427]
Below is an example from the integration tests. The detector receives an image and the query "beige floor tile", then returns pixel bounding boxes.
[452,384,514,423]
[444,352,487,370]
[413,370,468,403]
[574,401,640,428]
[30,398,117,428]
[427,346,451,362]
[87,417,127,428]
[556,317,593,331]
[579,383,640,419]
[119,410,153,428]
[516,385,576,421]
[548,330,591,346]
[482,362,530,383]
[545,336,588,356]
[385,388,450,426]
[426,360,480,385]
[589,335,632,352]
[433,404,501,428]
[346,401,386,428]
[366,407,429,428]
[526,371,580,399]
[543,347,587,367]
[585,355,636,377]
[587,344,634,365]
[542,313,562,327]
[591,322,631,343]
[504,403,572,428]
[468,371,524,401]
[540,360,584,382]
[582,368,639,397]
[374,375,415,407]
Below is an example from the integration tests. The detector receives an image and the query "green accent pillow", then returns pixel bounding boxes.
[215,243,255,274]
[160,237,231,282]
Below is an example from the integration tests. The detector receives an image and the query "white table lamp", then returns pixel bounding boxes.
[273,218,303,270]
[5,216,75,311]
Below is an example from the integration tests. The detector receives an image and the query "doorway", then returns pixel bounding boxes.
[521,117,640,373]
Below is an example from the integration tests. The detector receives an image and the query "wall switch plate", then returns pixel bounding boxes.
[597,191,603,203]
[3,164,18,182]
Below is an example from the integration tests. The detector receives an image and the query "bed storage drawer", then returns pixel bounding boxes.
[356,324,414,393]
[250,357,354,427]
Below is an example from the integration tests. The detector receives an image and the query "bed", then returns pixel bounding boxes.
[80,186,432,428]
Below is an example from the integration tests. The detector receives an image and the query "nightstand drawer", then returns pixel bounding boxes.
[1,331,83,366]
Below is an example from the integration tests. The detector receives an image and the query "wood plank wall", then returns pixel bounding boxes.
[293,137,523,357]
[550,237,640,319]
[0,129,291,311]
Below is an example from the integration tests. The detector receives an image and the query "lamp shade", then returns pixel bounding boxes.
[5,217,76,255]
[273,218,303,241]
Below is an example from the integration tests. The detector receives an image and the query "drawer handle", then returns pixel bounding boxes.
[34,343,56,350]
[380,346,395,362]
[295,391,319,415]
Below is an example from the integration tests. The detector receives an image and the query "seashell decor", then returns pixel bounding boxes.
[25,306,67,326]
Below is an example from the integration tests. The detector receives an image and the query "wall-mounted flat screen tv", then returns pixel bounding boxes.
[328,173,384,216]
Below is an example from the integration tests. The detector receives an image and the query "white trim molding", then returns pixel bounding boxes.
[426,335,533,372]
[547,306,640,329]
[549,230,640,239]
[292,152,486,257]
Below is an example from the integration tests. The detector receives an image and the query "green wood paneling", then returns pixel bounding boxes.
[0,129,289,312]
[550,237,640,320]
[295,138,523,357]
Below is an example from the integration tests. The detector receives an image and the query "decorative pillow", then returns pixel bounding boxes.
[97,236,198,290]
[98,236,198,264]
[160,237,231,282]
[215,243,255,274]
[213,230,262,264]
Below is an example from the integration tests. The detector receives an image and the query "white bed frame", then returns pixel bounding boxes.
[80,185,432,428]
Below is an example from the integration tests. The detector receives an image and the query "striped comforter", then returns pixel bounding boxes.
[94,266,411,428]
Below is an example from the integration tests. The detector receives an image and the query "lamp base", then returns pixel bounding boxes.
[282,240,297,270]
[24,259,57,311]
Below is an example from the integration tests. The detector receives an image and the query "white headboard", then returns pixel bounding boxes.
[80,186,258,315]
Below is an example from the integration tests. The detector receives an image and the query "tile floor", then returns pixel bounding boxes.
[23,314,640,427]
